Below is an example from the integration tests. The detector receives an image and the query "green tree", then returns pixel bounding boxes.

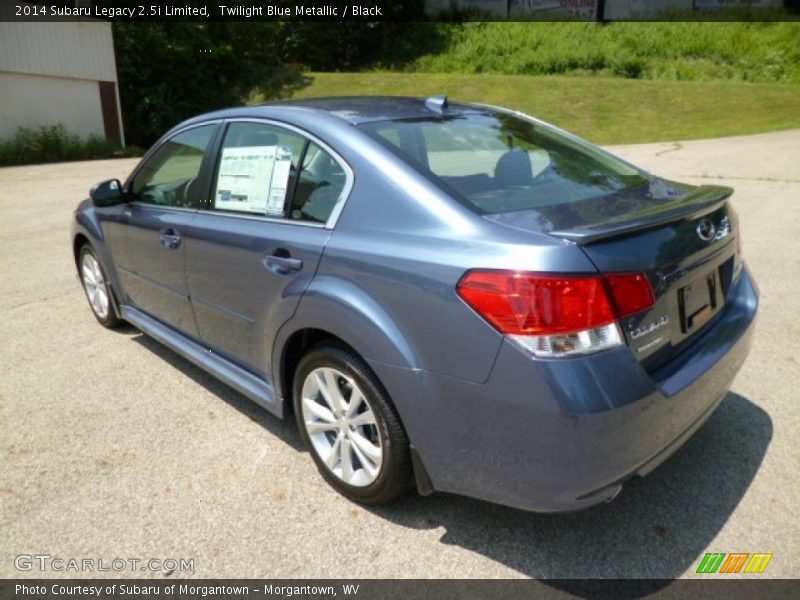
[111,2,436,147]
[113,22,283,147]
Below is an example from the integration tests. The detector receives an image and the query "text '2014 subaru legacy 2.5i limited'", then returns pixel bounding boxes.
[73,96,758,512]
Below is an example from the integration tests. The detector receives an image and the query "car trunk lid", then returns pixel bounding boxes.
[483,180,741,371]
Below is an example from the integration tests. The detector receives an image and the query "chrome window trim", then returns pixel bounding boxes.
[127,203,198,214]
[193,209,326,229]
[215,117,355,230]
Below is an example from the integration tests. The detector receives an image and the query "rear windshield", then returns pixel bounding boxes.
[358,112,649,215]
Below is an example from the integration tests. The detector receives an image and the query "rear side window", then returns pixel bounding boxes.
[360,113,647,215]
[211,122,346,224]
[212,122,305,218]
[290,142,347,224]
[131,124,216,208]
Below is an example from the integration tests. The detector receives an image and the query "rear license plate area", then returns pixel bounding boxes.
[678,272,720,334]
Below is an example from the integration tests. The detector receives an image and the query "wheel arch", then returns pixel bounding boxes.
[272,276,420,411]
[73,232,91,268]
[72,223,123,320]
[278,327,346,415]
[72,208,111,275]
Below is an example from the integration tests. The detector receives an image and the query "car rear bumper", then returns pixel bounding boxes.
[369,266,758,512]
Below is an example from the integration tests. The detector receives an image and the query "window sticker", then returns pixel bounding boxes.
[215,145,292,216]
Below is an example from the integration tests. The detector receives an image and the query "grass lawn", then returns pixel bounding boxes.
[285,72,800,145]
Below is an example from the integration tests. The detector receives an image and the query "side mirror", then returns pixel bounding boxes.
[89,179,124,207]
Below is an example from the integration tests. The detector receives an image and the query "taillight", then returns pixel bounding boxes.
[604,273,655,318]
[730,207,744,280]
[456,270,654,358]
[732,209,742,255]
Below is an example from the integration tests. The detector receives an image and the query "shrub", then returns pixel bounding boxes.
[410,22,800,84]
[0,125,142,166]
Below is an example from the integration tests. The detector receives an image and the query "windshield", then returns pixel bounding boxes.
[358,112,649,215]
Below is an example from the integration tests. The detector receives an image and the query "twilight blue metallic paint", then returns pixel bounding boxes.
[368,270,756,510]
[72,97,758,512]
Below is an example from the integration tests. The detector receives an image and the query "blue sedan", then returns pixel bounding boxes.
[72,96,758,511]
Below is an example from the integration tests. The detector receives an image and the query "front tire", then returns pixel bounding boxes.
[293,343,413,505]
[78,244,122,329]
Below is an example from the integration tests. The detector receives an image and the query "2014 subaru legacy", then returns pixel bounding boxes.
[72,96,758,512]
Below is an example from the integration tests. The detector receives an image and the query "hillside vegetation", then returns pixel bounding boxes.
[409,22,800,84]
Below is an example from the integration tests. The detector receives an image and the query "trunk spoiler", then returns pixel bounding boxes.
[549,185,733,245]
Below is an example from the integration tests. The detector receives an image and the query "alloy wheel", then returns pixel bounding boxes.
[300,367,384,487]
[81,252,110,320]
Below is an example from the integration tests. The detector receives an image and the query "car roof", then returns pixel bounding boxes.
[259,96,489,125]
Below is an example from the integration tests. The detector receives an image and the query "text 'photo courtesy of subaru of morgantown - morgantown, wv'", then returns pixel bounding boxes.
[72,96,758,512]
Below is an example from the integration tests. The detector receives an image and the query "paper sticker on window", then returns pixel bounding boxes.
[215,145,292,216]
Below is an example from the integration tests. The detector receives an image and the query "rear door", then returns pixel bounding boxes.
[117,123,219,336]
[184,120,351,377]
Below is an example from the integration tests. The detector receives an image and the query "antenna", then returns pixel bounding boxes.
[425,95,448,113]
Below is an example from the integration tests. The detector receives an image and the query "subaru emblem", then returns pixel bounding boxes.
[696,218,716,242]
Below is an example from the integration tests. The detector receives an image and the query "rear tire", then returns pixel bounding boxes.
[293,342,413,505]
[78,244,122,329]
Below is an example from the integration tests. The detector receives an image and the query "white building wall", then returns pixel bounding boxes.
[0,21,117,82]
[0,19,123,143]
[0,72,105,140]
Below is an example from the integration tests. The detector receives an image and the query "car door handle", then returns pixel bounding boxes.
[160,228,182,250]
[265,253,303,274]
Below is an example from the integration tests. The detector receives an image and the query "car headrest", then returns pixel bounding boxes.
[316,153,339,179]
[236,131,279,147]
[495,149,533,187]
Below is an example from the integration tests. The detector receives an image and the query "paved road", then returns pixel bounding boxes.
[1,130,798,581]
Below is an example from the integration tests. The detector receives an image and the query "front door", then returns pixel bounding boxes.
[117,123,218,337]
[184,120,350,377]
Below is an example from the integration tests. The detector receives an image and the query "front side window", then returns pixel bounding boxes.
[360,113,648,216]
[131,124,216,208]
[211,122,346,224]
